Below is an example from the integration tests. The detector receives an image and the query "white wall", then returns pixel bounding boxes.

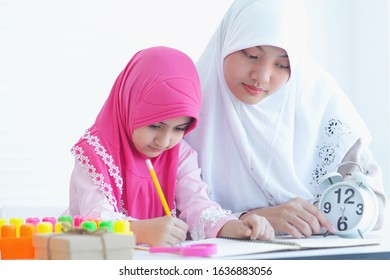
[303,0,390,196]
[0,0,235,209]
[0,0,389,211]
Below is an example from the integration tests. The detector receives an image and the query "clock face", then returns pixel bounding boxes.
[319,184,364,233]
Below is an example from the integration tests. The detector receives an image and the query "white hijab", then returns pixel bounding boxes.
[185,0,371,212]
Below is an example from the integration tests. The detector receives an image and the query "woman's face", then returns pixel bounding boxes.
[223,45,291,105]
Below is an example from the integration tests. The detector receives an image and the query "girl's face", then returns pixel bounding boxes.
[132,116,193,158]
[223,45,291,105]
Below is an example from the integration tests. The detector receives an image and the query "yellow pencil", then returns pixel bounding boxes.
[145,159,171,216]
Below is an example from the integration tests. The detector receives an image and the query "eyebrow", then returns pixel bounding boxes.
[256,46,289,58]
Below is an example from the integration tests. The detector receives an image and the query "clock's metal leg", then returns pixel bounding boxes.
[357,229,365,239]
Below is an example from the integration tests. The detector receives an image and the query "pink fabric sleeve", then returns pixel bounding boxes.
[67,140,237,237]
[67,159,128,220]
[175,140,237,240]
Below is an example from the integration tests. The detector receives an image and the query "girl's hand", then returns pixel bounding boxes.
[217,214,275,240]
[131,216,188,246]
[240,197,336,238]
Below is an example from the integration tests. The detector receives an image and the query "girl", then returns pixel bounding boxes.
[66,46,274,246]
[185,0,387,238]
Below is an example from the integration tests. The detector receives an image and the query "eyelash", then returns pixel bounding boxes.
[243,50,257,60]
[242,50,290,69]
[148,125,187,132]
[276,64,289,69]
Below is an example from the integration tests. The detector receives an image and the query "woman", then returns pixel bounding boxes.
[185,0,386,238]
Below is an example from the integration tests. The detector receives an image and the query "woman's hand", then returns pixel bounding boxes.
[240,197,336,238]
[131,216,188,246]
[217,214,275,240]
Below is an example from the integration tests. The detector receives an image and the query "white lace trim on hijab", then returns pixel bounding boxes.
[71,129,126,215]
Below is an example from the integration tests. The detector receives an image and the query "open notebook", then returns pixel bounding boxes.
[184,235,381,258]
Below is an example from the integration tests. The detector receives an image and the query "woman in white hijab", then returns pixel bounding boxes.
[185,0,386,238]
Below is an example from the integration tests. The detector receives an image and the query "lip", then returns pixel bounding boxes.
[242,83,266,96]
[148,146,163,153]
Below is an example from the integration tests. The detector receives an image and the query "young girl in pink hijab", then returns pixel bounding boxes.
[66,46,274,246]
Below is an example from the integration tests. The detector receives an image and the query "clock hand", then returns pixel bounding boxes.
[331,200,346,221]
[340,205,346,222]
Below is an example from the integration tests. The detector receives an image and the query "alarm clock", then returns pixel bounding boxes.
[318,162,379,238]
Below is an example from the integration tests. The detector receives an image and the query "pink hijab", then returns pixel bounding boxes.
[71,46,202,219]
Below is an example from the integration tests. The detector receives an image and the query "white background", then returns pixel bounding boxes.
[0,0,389,211]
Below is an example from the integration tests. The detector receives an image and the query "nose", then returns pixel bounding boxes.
[251,64,271,85]
[155,132,171,149]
